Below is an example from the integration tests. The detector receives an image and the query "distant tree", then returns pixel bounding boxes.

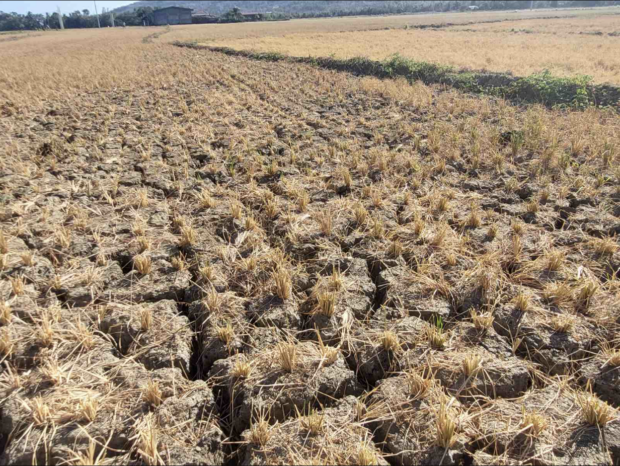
[135,6,154,25]
[220,7,245,23]
[48,12,61,28]
[0,4,158,31]
[99,11,113,27]
[23,11,44,29]
[115,9,146,26]
[0,11,26,30]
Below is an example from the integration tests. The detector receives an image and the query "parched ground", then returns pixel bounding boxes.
[0,29,619,465]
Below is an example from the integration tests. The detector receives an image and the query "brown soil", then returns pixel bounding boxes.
[0,44,619,465]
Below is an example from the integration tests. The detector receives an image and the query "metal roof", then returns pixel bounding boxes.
[153,6,194,12]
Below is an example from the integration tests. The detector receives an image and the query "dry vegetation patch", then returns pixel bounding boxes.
[238,396,388,465]
[210,340,362,434]
[201,11,620,84]
[0,16,619,465]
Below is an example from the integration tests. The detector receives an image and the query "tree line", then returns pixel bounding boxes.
[0,7,157,31]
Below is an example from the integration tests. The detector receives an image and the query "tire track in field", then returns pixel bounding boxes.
[143,25,171,43]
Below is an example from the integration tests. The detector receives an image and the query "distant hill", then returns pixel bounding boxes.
[112,1,433,15]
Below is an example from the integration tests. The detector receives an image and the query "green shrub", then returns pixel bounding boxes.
[382,54,453,82]
[508,70,593,109]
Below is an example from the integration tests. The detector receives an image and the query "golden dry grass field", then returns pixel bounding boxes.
[450,11,620,32]
[200,7,620,83]
[206,27,620,83]
[0,8,619,466]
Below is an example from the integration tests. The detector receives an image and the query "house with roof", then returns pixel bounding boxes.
[152,6,193,25]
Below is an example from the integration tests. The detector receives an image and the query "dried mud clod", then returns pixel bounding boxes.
[346,315,428,386]
[427,321,531,401]
[2,31,620,466]
[209,340,362,435]
[0,353,225,465]
[368,374,471,466]
[581,347,620,407]
[470,384,620,464]
[377,265,453,323]
[238,396,388,465]
[302,256,375,345]
[99,300,193,373]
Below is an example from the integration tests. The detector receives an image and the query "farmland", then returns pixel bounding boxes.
[204,27,620,83]
[1,5,619,466]
[198,8,620,84]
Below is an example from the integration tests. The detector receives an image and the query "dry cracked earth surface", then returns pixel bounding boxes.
[0,44,620,465]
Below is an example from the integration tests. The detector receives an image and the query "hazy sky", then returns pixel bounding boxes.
[0,1,136,15]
